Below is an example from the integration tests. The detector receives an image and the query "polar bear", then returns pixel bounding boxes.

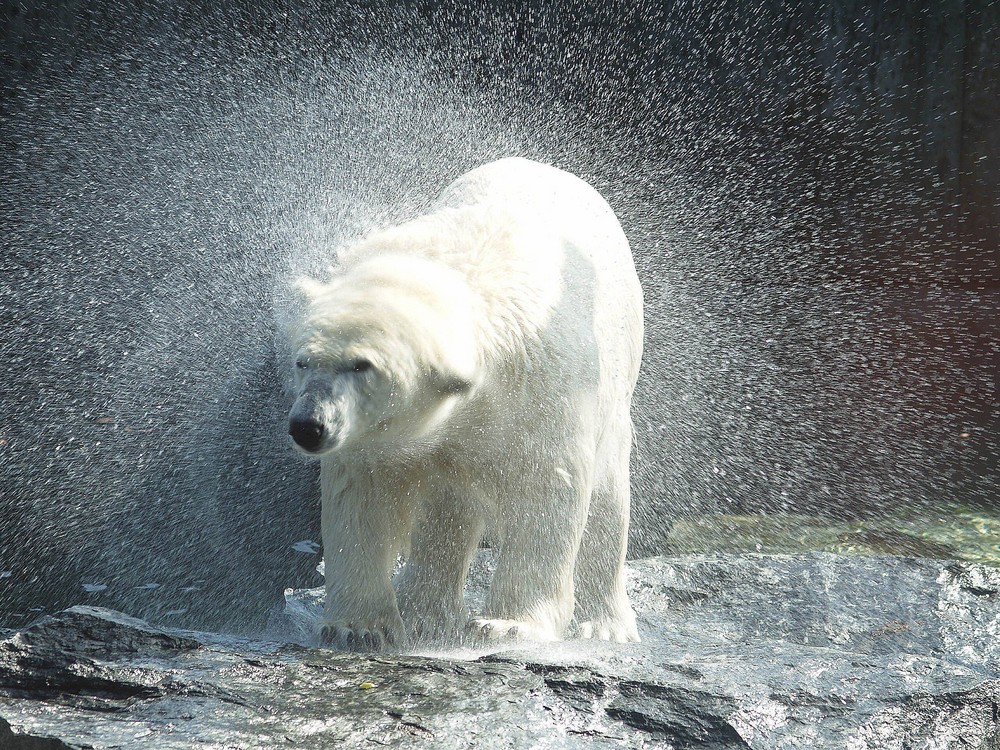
[287,157,643,651]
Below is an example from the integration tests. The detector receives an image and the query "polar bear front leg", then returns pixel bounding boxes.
[470,465,590,643]
[319,464,408,651]
[394,488,485,644]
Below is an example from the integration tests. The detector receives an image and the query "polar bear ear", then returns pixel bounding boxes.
[294,277,327,303]
[431,368,475,396]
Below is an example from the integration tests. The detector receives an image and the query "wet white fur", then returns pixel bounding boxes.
[289,157,643,649]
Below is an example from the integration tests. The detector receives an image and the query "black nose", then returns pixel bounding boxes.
[289,417,324,451]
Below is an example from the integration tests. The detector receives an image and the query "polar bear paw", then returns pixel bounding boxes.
[575,616,640,643]
[320,618,405,652]
[466,617,560,644]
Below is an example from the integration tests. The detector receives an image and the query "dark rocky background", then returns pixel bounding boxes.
[1,0,998,635]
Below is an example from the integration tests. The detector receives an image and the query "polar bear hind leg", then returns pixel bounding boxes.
[572,420,639,643]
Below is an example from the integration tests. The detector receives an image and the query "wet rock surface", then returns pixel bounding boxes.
[1,553,999,749]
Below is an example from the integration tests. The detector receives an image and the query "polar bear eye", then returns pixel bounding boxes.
[351,359,373,374]
[295,357,309,370]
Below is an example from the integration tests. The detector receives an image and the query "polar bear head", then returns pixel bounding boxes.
[287,255,480,456]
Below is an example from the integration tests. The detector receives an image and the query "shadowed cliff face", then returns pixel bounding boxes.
[1,0,997,634]
[2,552,999,749]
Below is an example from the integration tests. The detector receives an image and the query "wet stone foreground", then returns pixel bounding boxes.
[1,553,999,749]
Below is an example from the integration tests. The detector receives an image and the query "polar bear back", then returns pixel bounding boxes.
[339,158,642,433]
[442,157,643,397]
[439,157,637,294]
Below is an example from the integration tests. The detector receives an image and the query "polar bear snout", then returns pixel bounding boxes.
[288,393,346,455]
[288,416,326,453]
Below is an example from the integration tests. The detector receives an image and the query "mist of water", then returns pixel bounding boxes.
[1,0,995,632]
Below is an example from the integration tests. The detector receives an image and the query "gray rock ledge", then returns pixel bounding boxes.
[1,553,999,749]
